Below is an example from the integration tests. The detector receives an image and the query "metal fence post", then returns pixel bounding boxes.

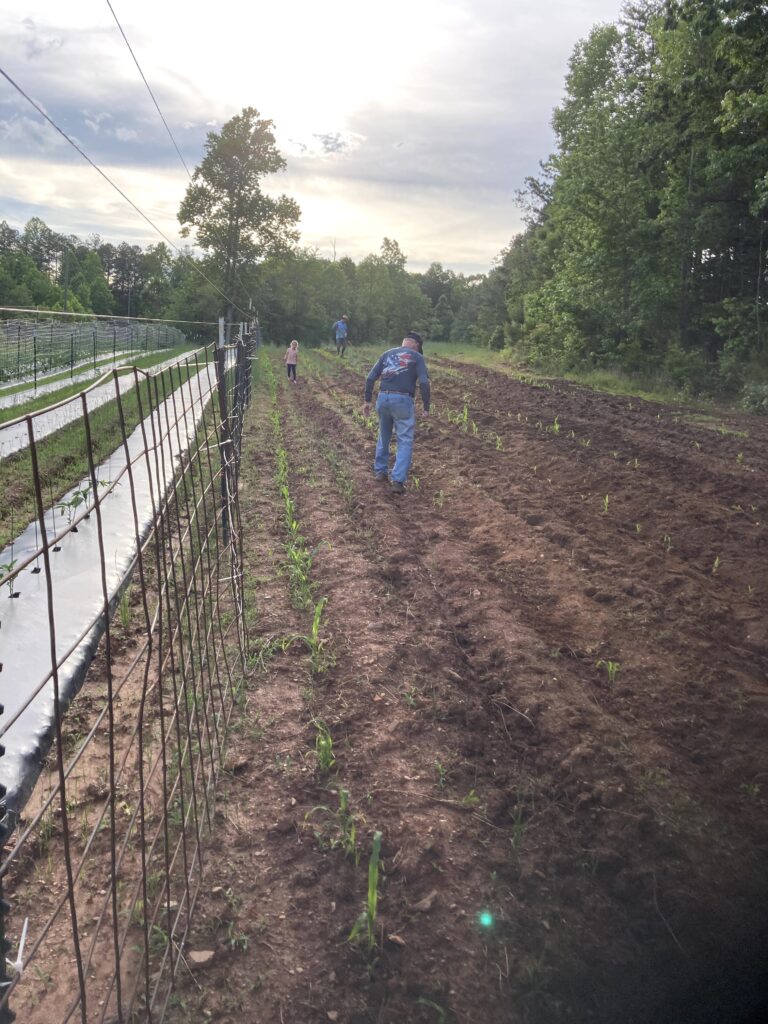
[215,318,232,545]
[0,703,17,1023]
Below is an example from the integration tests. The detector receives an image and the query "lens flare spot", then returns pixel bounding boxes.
[478,910,494,928]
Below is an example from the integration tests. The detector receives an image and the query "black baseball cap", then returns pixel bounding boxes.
[405,331,423,351]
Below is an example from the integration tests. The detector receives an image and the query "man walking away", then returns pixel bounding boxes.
[363,331,430,494]
[332,315,350,356]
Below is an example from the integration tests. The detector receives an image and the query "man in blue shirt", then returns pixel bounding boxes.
[332,315,349,356]
[363,331,430,493]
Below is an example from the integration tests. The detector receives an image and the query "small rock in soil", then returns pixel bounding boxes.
[411,890,438,913]
[187,949,215,969]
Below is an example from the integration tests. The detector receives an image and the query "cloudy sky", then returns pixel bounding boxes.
[0,0,623,274]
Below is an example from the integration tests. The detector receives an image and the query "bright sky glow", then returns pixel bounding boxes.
[0,0,624,273]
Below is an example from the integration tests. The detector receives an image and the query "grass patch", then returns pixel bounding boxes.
[0,360,204,550]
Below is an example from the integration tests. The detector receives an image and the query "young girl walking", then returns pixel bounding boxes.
[283,339,299,382]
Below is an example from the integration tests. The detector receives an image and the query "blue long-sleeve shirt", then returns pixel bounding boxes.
[365,346,430,411]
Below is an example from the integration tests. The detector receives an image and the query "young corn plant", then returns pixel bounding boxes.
[307,596,334,676]
[313,718,336,775]
[349,831,383,957]
[596,659,621,684]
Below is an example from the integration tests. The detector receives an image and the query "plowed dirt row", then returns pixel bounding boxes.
[168,350,768,1024]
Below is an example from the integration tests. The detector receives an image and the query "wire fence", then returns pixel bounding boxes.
[0,334,254,1023]
[0,318,194,387]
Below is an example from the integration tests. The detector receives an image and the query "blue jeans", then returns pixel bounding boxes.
[374,392,415,483]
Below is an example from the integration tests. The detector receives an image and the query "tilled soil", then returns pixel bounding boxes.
[167,348,768,1024]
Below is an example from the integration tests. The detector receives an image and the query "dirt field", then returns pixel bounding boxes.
[166,346,768,1024]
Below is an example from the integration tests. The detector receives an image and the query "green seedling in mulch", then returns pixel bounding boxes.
[119,585,133,628]
[433,489,445,509]
[596,659,621,684]
[635,523,642,534]
[736,452,744,465]
[711,555,721,576]
[662,533,673,552]
[495,434,504,450]
[602,495,610,515]
[349,830,383,956]
[545,415,560,434]
[1,559,18,598]
[313,718,336,774]
[434,760,447,790]
[461,789,481,807]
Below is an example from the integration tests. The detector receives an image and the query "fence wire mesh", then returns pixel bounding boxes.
[0,336,252,1023]
[0,318,193,386]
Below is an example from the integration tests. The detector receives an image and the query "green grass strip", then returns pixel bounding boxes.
[0,360,205,551]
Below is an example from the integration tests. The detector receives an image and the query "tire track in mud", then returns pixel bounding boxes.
[284,352,768,1021]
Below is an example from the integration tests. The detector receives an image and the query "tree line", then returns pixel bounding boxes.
[504,0,767,401]
[0,213,499,351]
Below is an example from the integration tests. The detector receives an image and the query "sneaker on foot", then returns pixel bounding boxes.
[374,472,388,481]
[390,480,406,494]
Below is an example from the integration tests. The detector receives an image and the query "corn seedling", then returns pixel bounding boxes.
[306,787,359,862]
[635,523,642,534]
[596,659,621,684]
[402,685,418,707]
[433,489,445,509]
[711,555,721,576]
[434,760,447,790]
[736,452,744,465]
[461,789,481,807]
[662,533,673,552]
[495,434,504,451]
[308,596,334,675]
[313,718,336,774]
[349,830,383,956]
[602,495,610,515]
[226,921,249,952]
[336,787,358,862]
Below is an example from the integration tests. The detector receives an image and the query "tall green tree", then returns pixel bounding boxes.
[178,107,301,331]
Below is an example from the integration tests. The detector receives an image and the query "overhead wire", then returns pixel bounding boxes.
[104,0,192,179]
[0,64,250,322]
[103,1,255,307]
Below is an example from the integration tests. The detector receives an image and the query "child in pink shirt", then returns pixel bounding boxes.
[283,339,299,382]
